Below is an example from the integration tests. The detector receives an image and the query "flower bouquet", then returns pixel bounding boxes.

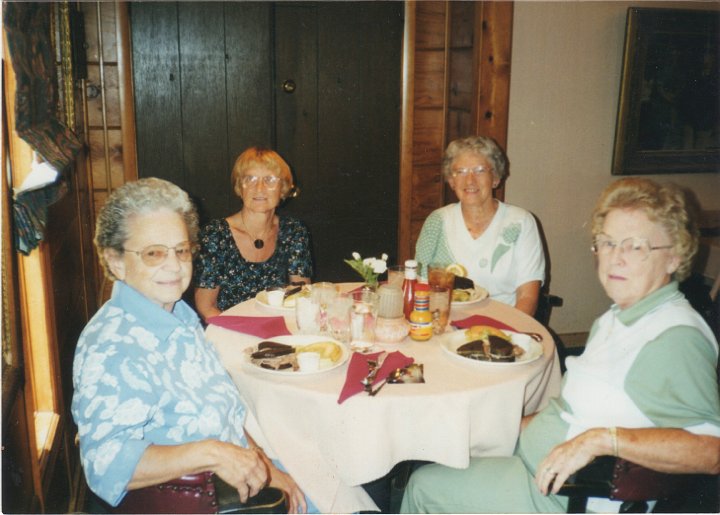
[344,252,388,289]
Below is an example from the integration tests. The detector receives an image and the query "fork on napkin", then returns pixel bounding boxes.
[451,315,517,333]
[338,350,414,404]
[207,315,291,339]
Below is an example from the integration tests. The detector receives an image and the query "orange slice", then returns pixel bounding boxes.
[445,263,467,277]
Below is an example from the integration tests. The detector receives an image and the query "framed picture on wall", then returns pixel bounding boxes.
[612,8,720,175]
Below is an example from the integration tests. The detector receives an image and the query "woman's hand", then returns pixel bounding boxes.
[195,287,222,321]
[211,444,269,502]
[534,428,607,496]
[268,464,307,513]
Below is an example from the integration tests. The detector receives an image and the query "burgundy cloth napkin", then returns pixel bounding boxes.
[207,315,291,338]
[338,350,414,404]
[451,315,517,333]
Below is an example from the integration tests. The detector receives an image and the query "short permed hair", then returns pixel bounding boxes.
[441,136,509,182]
[94,177,199,280]
[231,147,295,200]
[591,178,699,282]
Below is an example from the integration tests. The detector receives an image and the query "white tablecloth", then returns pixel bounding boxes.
[206,284,562,513]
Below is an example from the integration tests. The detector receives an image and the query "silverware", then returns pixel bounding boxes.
[283,285,303,299]
[518,331,543,342]
[361,352,388,392]
[369,368,402,396]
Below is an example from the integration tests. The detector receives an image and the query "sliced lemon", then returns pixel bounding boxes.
[445,263,467,277]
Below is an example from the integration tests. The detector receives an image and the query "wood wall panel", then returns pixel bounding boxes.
[86,64,120,127]
[130,2,184,187]
[448,49,473,108]
[415,2,446,49]
[413,50,445,107]
[178,3,229,220]
[89,129,124,188]
[411,108,445,165]
[82,1,117,62]
[398,1,513,262]
[411,164,443,216]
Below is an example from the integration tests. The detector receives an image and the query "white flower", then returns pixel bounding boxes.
[371,258,387,274]
[352,251,361,260]
[381,253,389,261]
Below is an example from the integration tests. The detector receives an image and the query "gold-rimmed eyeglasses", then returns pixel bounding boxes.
[241,175,281,189]
[124,241,196,266]
[449,166,490,179]
[591,236,673,262]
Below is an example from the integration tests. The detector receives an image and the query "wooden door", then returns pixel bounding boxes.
[131,2,402,281]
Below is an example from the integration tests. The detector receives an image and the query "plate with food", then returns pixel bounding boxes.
[244,335,349,375]
[451,286,489,305]
[441,325,543,366]
[255,285,309,311]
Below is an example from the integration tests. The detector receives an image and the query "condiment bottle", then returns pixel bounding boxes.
[401,259,418,320]
[409,289,432,341]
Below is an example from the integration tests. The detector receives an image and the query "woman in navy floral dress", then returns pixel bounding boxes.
[194,147,313,320]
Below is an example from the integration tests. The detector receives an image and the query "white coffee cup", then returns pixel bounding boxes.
[297,351,321,372]
[266,287,285,307]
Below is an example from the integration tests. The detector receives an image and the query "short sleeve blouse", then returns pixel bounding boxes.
[194,216,313,311]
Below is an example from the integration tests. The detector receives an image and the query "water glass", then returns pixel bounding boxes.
[295,294,321,334]
[326,292,353,343]
[312,282,338,333]
[429,286,450,335]
[350,290,379,350]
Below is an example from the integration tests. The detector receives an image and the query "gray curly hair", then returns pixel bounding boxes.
[591,178,698,282]
[94,178,199,280]
[442,136,509,181]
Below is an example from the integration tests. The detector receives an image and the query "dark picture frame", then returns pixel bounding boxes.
[612,8,720,175]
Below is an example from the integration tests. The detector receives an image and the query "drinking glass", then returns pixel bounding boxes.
[428,263,455,305]
[295,294,321,334]
[326,292,353,343]
[312,282,338,334]
[350,290,379,350]
[429,286,450,335]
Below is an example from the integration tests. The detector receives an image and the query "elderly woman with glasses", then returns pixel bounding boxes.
[72,178,310,512]
[194,147,312,320]
[402,178,720,513]
[414,136,545,316]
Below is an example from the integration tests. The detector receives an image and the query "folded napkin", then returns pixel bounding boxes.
[338,350,414,404]
[207,315,291,338]
[451,315,517,333]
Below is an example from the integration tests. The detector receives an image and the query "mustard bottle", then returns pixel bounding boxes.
[409,290,432,341]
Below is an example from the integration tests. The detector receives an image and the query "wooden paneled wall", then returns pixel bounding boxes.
[80,1,137,298]
[398,1,513,262]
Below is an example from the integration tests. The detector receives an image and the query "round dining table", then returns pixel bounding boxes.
[206,284,562,513]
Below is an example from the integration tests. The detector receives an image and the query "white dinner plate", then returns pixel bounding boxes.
[441,330,543,367]
[451,286,489,306]
[255,289,301,311]
[244,334,350,376]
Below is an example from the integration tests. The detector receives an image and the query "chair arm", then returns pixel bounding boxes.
[557,456,694,502]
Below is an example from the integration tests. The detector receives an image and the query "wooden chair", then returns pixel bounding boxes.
[556,456,719,513]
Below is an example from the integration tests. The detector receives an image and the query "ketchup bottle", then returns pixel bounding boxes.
[402,259,418,320]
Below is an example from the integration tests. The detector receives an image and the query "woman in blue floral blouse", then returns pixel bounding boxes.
[414,136,545,316]
[72,178,310,512]
[194,147,313,320]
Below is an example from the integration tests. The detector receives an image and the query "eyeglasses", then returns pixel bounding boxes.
[124,241,196,266]
[241,175,281,190]
[591,236,673,262]
[450,166,490,179]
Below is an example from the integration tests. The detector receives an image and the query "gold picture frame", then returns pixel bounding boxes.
[612,8,720,175]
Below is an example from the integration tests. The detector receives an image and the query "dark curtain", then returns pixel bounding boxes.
[4,2,83,254]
